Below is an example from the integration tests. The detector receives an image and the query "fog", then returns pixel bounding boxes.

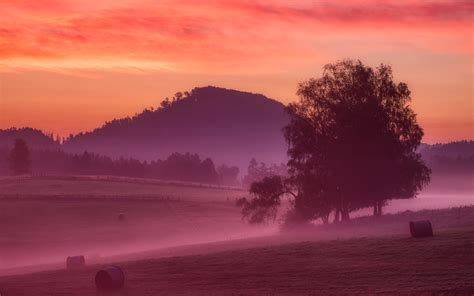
[1,184,472,278]
[351,191,473,218]
[0,199,278,276]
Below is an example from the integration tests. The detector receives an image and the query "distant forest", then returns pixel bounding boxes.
[0,127,472,187]
[418,141,473,175]
[0,137,239,186]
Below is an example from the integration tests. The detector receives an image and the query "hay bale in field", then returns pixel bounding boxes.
[409,220,433,238]
[95,266,125,290]
[118,213,125,221]
[66,255,85,270]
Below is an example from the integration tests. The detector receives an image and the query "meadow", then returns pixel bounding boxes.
[0,176,472,295]
[0,176,268,275]
[0,212,472,295]
[0,175,244,201]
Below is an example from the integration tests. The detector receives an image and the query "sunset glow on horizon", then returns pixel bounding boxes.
[1,0,472,143]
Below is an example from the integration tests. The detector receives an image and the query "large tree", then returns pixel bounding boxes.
[8,139,31,175]
[239,60,431,224]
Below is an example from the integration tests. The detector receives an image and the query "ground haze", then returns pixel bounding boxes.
[0,207,472,295]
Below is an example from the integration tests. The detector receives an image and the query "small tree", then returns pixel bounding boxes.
[8,139,31,175]
[238,176,293,224]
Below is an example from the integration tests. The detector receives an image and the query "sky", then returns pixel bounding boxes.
[0,0,472,143]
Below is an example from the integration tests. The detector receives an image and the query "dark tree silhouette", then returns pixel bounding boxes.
[8,139,31,175]
[0,144,232,185]
[237,176,291,224]
[240,59,431,224]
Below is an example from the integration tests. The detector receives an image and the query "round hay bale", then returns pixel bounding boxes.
[95,266,125,290]
[118,213,125,221]
[409,220,433,238]
[66,255,85,270]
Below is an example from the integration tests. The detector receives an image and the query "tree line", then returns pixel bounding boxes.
[0,140,240,186]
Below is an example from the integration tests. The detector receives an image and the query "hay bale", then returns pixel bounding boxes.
[409,220,433,238]
[95,266,125,290]
[66,255,85,270]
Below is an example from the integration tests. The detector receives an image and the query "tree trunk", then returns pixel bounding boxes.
[341,210,350,221]
[341,205,350,221]
[334,208,341,223]
[373,201,384,217]
[377,202,383,217]
[373,202,379,217]
[322,214,329,225]
[339,194,350,221]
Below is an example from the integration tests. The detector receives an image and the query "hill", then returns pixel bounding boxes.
[1,88,471,179]
[0,127,60,150]
[62,86,289,169]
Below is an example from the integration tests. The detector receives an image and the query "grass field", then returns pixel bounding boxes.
[0,227,472,295]
[0,175,245,201]
[0,176,472,295]
[0,176,267,274]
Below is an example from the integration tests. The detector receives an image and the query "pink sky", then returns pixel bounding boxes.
[0,0,472,142]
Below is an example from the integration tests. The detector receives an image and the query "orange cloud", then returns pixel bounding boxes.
[222,0,473,25]
[0,0,472,142]
[1,0,472,72]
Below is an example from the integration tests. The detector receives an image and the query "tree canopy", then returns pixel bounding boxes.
[239,59,431,224]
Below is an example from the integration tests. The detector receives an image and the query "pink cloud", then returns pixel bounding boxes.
[223,0,473,25]
[0,0,472,71]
